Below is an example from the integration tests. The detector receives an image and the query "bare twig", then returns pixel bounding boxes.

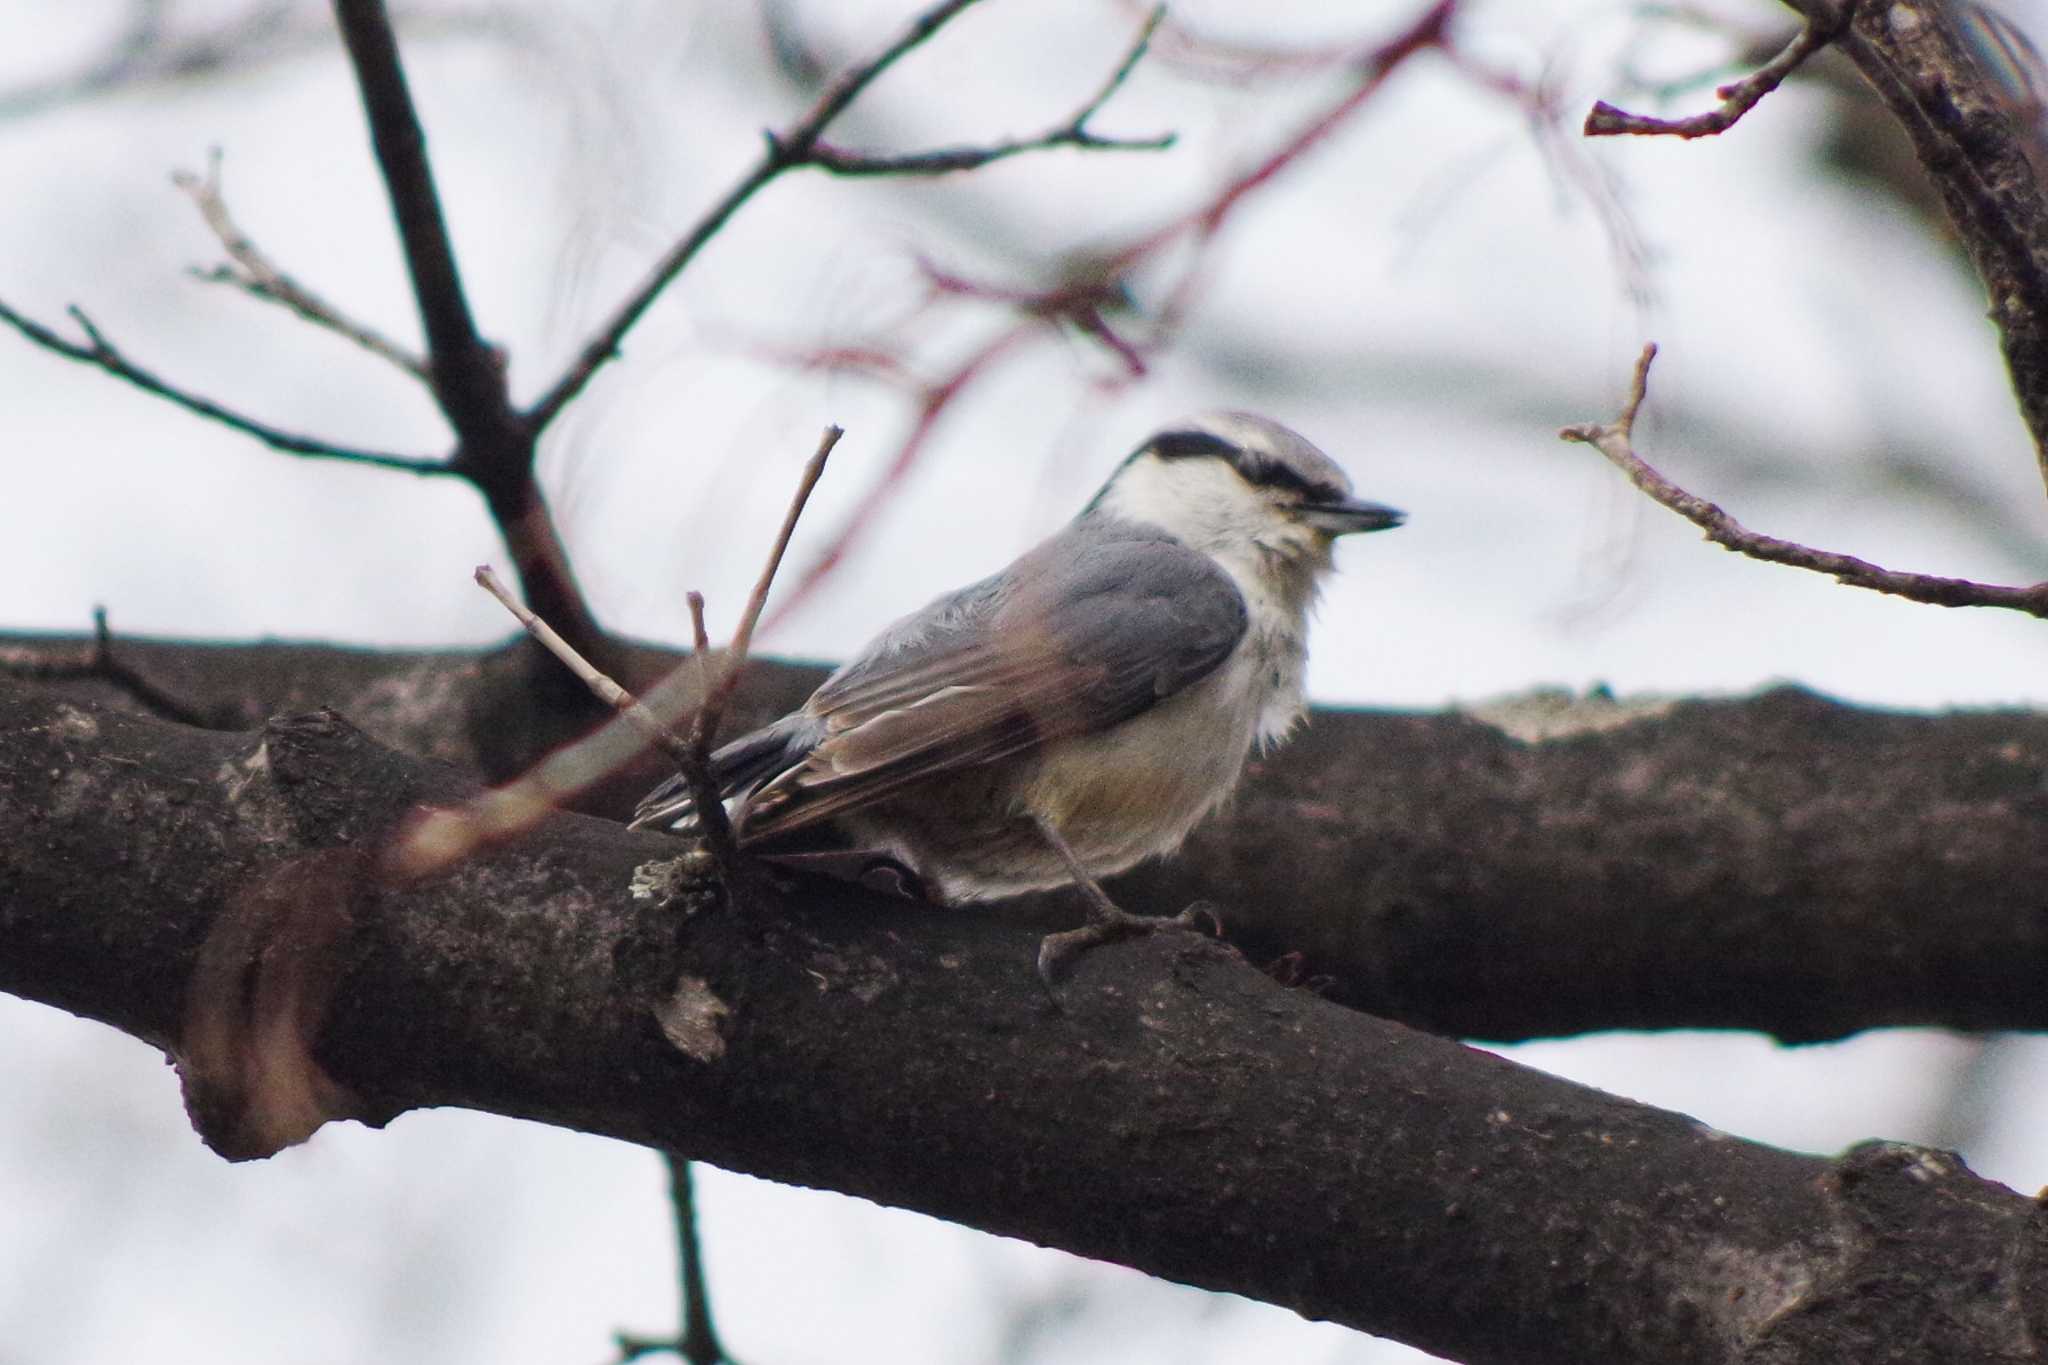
[670,424,841,879]
[525,0,984,431]
[1560,343,2048,618]
[470,563,739,894]
[694,425,843,743]
[474,566,690,761]
[0,297,444,473]
[526,0,1173,432]
[175,149,428,380]
[1584,2,1853,139]
[758,338,1019,635]
[805,6,1174,174]
[687,592,712,657]
[392,428,841,883]
[673,591,742,877]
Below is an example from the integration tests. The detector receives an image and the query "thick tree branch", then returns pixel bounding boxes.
[1560,343,2048,617]
[3,688,2045,1365]
[331,0,508,443]
[7,635,2048,1045]
[328,0,606,666]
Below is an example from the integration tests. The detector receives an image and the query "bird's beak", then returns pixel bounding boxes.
[1304,497,1405,536]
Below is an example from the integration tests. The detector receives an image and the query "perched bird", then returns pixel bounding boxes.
[632,412,1404,980]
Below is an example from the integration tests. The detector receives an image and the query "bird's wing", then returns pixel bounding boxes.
[628,570,1013,833]
[737,529,1248,841]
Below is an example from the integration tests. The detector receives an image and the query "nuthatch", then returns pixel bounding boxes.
[632,412,1404,980]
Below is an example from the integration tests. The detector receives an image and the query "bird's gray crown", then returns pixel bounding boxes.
[1135,410,1353,502]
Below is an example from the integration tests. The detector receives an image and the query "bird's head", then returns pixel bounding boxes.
[1086,412,1404,581]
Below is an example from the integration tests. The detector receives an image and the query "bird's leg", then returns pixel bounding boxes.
[1030,815,1217,989]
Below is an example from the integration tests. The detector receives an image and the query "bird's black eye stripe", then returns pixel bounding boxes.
[1239,456,1341,501]
[1149,430,1240,461]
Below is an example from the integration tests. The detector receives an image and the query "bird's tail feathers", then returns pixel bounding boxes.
[627,714,821,834]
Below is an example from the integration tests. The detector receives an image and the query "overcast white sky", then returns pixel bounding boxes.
[4,2,2048,1363]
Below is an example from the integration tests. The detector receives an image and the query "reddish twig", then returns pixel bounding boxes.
[1560,343,2048,618]
[757,334,1023,634]
[748,3,1460,631]
[0,298,444,473]
[175,148,428,380]
[1584,2,1854,139]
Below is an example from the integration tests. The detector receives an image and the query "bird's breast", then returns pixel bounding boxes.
[1027,629,1303,867]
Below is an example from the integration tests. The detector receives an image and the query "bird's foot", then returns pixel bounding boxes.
[1036,899,1223,994]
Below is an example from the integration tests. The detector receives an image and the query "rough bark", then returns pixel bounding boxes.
[8,632,2047,1043]
[1779,0,2048,489]
[2,684,2045,1364]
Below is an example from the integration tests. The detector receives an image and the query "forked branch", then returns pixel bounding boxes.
[1561,343,2048,617]
[803,7,1174,174]
[175,149,428,381]
[0,298,443,473]
[526,0,1173,430]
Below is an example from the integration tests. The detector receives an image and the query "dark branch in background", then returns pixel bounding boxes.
[0,0,292,119]
[524,0,982,430]
[323,0,625,666]
[4,688,2046,1365]
[1584,1,1852,138]
[0,298,444,472]
[615,1157,733,1365]
[3,0,1183,684]
[331,0,501,427]
[1560,343,2048,617]
[525,0,1173,430]
[804,6,1173,174]
[0,2,521,122]
[0,609,207,727]
[175,149,428,380]
[1771,0,2048,493]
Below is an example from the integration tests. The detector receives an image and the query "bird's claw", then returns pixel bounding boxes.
[1036,899,1226,1000]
